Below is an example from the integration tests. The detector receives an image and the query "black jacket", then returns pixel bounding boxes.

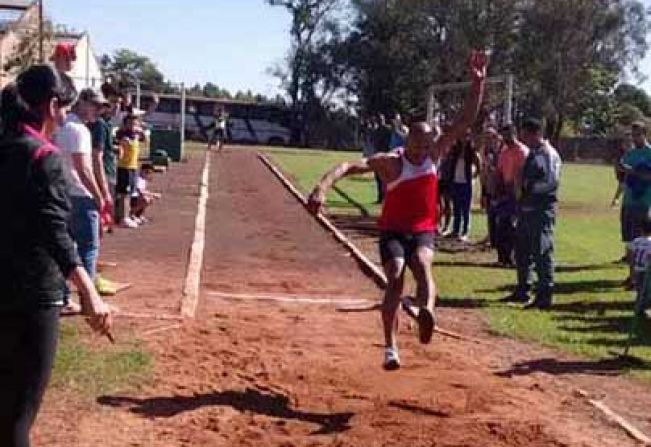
[0,127,80,312]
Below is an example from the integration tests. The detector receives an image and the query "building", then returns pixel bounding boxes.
[0,0,102,90]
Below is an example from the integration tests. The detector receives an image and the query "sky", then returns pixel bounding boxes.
[48,0,292,96]
[49,0,651,96]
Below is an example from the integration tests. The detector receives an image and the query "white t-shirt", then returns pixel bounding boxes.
[631,236,651,273]
[133,175,147,197]
[54,112,93,198]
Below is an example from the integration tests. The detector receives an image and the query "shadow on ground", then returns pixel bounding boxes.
[494,356,651,377]
[98,387,354,435]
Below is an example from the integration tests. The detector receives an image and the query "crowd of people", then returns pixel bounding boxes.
[0,43,164,446]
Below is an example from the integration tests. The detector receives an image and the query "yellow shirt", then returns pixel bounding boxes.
[117,130,143,169]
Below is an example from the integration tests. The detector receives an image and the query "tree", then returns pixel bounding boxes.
[511,0,648,143]
[101,49,167,92]
[266,0,342,144]
[4,20,55,75]
[614,83,651,116]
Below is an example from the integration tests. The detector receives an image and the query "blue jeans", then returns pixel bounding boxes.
[70,196,100,280]
[451,182,472,236]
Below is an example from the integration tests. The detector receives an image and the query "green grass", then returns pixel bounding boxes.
[52,322,151,397]
[267,147,651,380]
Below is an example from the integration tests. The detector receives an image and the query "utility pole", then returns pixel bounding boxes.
[38,0,44,63]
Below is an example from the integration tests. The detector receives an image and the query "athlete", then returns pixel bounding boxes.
[307,50,487,370]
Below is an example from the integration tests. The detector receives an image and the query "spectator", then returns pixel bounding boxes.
[494,124,529,265]
[619,122,651,286]
[447,136,481,242]
[50,43,77,101]
[478,127,502,247]
[116,114,147,228]
[0,64,111,447]
[502,118,562,309]
[54,88,108,309]
[130,163,162,224]
[371,113,392,203]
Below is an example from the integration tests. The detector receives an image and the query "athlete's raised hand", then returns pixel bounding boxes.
[470,50,488,83]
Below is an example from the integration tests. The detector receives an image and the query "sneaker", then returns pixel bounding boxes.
[138,216,150,224]
[458,234,471,243]
[523,296,552,310]
[95,275,118,296]
[499,293,530,304]
[383,347,401,371]
[120,217,139,228]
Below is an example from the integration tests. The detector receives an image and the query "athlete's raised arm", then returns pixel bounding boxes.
[431,50,488,162]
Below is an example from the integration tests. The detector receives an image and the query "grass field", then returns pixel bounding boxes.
[266,147,651,380]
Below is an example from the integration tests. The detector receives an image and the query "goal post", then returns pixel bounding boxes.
[426,74,515,127]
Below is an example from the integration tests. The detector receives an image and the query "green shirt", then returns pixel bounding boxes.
[623,145,651,209]
[89,118,116,181]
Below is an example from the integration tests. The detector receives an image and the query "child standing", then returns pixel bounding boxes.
[628,213,651,316]
[116,114,146,228]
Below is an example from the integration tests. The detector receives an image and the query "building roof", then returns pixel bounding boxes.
[0,0,35,11]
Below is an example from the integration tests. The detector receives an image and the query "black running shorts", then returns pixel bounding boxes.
[379,231,435,265]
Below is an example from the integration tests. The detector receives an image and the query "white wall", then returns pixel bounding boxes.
[67,33,102,91]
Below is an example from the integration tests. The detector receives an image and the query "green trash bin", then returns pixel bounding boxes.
[150,129,183,162]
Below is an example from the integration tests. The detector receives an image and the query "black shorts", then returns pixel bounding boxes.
[379,231,435,265]
[116,168,136,195]
[210,128,225,144]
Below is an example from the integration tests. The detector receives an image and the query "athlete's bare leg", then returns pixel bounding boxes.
[409,246,436,311]
[382,257,405,349]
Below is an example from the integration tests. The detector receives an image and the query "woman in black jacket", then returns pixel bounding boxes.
[0,65,112,447]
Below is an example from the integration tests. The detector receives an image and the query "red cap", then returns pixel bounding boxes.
[51,43,76,61]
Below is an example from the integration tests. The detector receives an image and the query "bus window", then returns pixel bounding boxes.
[157,97,181,114]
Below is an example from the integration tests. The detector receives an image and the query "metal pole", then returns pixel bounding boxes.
[504,74,514,124]
[426,86,435,124]
[38,0,44,63]
[136,80,141,109]
[180,83,186,155]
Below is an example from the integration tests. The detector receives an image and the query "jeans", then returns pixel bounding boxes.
[515,208,556,302]
[70,196,100,280]
[375,173,384,203]
[451,182,472,236]
[0,308,59,447]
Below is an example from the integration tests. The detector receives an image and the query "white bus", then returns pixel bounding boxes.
[137,92,295,146]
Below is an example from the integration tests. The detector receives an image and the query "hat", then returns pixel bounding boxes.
[78,88,109,106]
[51,43,76,62]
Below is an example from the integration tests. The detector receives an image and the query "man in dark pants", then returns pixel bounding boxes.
[502,118,562,309]
[371,114,392,203]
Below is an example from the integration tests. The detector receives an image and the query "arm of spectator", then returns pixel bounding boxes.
[91,142,112,208]
[72,152,105,212]
[31,152,81,277]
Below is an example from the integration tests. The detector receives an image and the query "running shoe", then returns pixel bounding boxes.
[120,217,139,228]
[383,347,401,371]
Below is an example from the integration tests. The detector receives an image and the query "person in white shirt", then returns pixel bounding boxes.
[55,89,107,283]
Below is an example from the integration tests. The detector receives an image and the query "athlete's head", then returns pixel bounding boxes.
[405,121,433,163]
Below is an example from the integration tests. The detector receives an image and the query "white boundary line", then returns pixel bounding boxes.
[181,149,211,318]
[208,290,374,305]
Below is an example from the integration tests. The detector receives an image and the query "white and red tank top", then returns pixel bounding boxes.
[378,149,438,233]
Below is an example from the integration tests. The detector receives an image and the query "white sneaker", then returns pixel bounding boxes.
[383,347,401,371]
[131,216,143,225]
[120,217,139,228]
[138,216,149,224]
